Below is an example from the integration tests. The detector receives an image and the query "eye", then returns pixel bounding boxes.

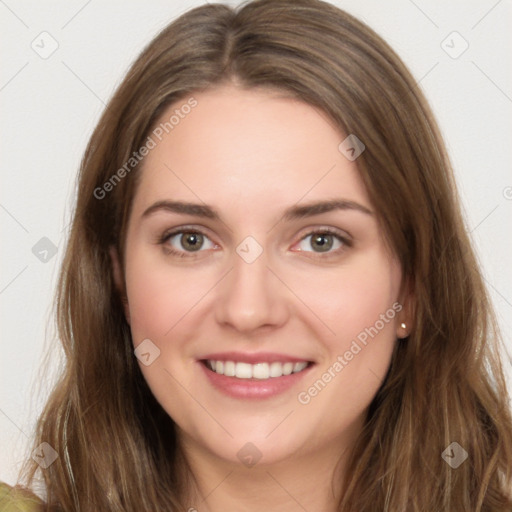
[158,227,351,258]
[294,228,351,255]
[159,229,216,257]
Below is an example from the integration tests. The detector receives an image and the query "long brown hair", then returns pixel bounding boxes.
[16,0,512,510]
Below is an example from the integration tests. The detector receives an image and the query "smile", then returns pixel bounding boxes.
[204,360,310,379]
[198,352,315,399]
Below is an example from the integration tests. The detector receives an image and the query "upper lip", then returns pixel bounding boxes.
[199,352,313,364]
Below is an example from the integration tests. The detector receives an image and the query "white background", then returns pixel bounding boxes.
[1,0,511,486]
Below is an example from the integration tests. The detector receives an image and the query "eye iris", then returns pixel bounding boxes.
[175,233,337,253]
[312,233,333,252]
[181,233,203,251]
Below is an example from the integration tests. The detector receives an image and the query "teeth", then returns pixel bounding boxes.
[252,362,269,379]
[235,362,252,379]
[206,360,309,379]
[269,362,283,377]
[283,362,294,375]
[224,360,235,377]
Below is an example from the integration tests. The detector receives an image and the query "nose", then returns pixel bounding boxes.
[214,246,289,334]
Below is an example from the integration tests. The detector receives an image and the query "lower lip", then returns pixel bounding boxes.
[198,361,314,399]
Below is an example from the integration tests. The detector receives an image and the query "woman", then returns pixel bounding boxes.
[2,0,511,510]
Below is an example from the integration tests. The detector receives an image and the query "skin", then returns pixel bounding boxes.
[111,83,412,511]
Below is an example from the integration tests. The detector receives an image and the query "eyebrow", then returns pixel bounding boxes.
[141,199,373,222]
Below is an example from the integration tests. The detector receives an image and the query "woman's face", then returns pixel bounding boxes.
[114,84,410,469]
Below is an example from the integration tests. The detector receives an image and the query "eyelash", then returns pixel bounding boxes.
[157,226,352,260]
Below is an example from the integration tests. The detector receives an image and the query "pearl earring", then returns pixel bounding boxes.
[400,322,407,329]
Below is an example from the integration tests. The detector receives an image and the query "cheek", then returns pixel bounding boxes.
[122,248,205,416]
[290,250,401,345]
[125,269,173,342]
[294,252,401,419]
[124,246,208,343]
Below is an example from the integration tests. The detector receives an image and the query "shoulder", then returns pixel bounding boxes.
[0,482,44,512]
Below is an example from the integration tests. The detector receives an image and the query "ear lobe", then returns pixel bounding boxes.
[109,245,131,325]
[397,278,415,339]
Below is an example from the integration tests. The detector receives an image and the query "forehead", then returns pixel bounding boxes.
[132,85,371,217]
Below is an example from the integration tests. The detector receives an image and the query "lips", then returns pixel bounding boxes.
[197,352,315,399]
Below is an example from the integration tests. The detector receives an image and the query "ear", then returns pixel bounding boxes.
[109,245,131,325]
[396,277,415,339]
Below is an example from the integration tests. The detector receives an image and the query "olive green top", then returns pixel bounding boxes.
[0,483,43,512]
